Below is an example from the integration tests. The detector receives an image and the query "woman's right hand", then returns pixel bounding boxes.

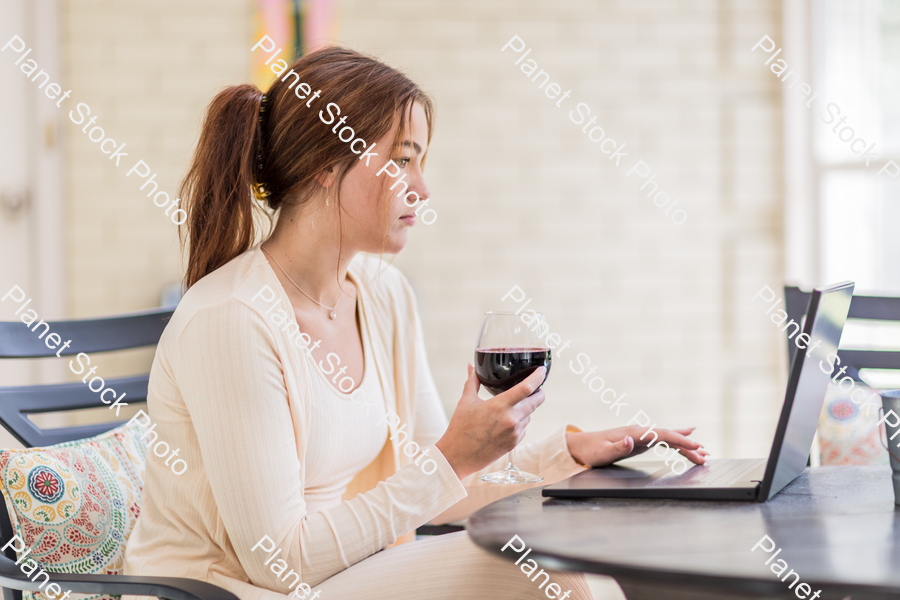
[435,364,546,480]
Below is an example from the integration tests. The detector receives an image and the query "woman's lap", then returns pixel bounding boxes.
[310,531,593,600]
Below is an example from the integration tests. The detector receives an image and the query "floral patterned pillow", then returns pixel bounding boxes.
[0,421,148,600]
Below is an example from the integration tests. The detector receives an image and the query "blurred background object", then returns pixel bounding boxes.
[250,0,338,88]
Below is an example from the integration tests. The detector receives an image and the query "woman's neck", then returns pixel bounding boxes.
[262,205,357,308]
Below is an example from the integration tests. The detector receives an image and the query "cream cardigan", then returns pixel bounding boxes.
[122,246,586,600]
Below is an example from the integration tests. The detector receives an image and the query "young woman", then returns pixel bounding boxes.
[122,46,707,600]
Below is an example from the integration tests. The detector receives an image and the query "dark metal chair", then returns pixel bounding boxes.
[0,308,239,600]
[784,285,900,378]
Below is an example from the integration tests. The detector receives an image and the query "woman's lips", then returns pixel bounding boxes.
[400,215,416,226]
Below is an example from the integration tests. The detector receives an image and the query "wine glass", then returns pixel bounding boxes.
[474,311,552,484]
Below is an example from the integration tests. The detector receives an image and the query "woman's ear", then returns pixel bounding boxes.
[313,167,336,189]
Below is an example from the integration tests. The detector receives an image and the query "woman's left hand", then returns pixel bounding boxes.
[565,426,709,468]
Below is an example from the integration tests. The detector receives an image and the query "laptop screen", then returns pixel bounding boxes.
[759,281,854,500]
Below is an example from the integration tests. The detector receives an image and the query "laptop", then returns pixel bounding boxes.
[543,281,855,502]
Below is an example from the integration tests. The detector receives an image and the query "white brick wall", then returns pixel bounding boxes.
[60,0,252,379]
[62,0,252,317]
[60,0,786,459]
[339,0,786,459]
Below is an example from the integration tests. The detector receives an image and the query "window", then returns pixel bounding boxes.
[813,0,900,293]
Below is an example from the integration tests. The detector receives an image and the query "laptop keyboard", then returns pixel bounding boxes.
[647,458,767,487]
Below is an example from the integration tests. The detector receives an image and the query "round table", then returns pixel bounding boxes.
[466,465,900,600]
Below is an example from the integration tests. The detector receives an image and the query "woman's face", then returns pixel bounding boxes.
[336,101,431,255]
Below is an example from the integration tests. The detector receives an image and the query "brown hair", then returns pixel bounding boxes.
[179,46,433,289]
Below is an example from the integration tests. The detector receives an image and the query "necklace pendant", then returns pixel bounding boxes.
[329,311,337,320]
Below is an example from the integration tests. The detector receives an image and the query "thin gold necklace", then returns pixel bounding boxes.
[261,245,343,320]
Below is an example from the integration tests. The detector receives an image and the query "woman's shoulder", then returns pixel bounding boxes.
[165,247,277,340]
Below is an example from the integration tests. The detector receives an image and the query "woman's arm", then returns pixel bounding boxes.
[409,311,586,523]
[565,426,708,467]
[174,301,467,591]
[410,333,706,523]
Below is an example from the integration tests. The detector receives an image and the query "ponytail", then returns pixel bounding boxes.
[180,47,434,290]
[179,85,265,289]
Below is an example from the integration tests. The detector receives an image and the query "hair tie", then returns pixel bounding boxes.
[255,94,270,200]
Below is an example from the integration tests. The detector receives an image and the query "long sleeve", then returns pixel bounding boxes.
[174,300,467,591]
[409,296,451,448]
[430,424,588,525]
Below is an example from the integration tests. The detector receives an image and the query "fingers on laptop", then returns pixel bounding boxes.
[657,430,709,465]
[625,426,709,465]
[634,427,704,451]
[676,448,708,465]
[668,441,709,464]
[667,430,703,449]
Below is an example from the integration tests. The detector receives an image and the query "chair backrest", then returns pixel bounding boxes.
[784,285,900,379]
[0,309,172,446]
[0,308,172,600]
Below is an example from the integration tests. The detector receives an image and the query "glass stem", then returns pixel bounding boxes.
[506,449,516,472]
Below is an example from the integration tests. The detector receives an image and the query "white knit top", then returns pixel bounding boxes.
[303,299,388,515]
[122,246,586,600]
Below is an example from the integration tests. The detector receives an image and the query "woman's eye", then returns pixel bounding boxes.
[397,157,411,167]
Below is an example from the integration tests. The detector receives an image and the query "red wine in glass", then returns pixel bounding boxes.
[474,312,551,484]
[474,347,551,396]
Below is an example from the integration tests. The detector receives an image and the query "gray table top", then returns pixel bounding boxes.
[466,465,900,600]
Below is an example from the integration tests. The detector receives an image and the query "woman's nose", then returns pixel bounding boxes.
[411,168,429,201]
